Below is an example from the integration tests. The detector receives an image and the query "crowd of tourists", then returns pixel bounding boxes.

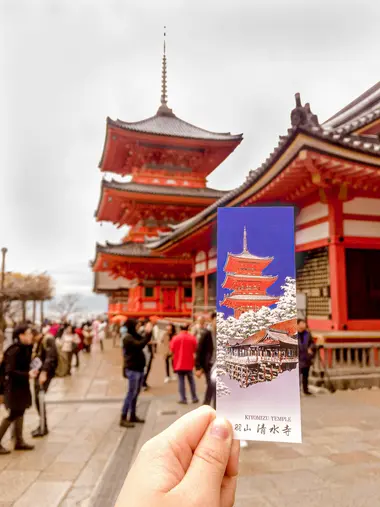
[0,313,315,457]
[0,317,107,455]
[118,313,217,428]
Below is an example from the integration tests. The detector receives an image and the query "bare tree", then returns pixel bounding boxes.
[51,293,82,320]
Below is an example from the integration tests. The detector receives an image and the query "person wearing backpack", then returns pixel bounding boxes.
[0,324,37,455]
[30,328,58,438]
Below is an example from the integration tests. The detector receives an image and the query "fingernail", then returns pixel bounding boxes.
[210,418,230,440]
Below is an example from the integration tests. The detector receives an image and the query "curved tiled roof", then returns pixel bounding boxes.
[323,81,380,133]
[224,294,279,301]
[97,241,153,258]
[102,179,227,198]
[107,113,243,142]
[224,273,277,280]
[227,251,274,261]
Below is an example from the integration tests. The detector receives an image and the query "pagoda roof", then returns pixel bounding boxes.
[224,273,277,280]
[107,114,243,142]
[226,251,273,261]
[223,294,278,301]
[96,241,153,258]
[101,179,226,199]
[95,179,224,226]
[148,92,380,252]
[323,81,380,134]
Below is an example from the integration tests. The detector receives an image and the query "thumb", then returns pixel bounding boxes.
[178,417,233,503]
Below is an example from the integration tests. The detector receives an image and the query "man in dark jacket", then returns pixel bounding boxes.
[297,319,316,395]
[0,325,36,455]
[31,329,58,438]
[195,313,216,405]
[120,319,152,428]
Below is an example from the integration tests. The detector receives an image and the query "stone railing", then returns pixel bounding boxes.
[311,342,380,389]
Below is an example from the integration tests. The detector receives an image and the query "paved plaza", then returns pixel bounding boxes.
[0,340,379,506]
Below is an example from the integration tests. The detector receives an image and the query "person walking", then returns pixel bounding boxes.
[59,324,80,376]
[160,323,176,383]
[142,320,154,390]
[73,324,84,368]
[297,319,316,395]
[0,325,36,454]
[30,328,58,438]
[195,312,216,405]
[82,323,92,353]
[120,319,152,428]
[170,323,199,405]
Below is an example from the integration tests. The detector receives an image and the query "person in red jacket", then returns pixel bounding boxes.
[170,323,199,405]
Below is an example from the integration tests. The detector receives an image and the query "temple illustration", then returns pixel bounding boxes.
[225,319,299,388]
[221,227,279,318]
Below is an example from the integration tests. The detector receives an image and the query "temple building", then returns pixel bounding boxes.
[221,227,278,318]
[92,40,242,318]
[148,82,380,336]
[225,320,299,388]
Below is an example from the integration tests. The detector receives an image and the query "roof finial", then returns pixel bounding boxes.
[161,27,167,106]
[157,26,174,117]
[243,226,248,252]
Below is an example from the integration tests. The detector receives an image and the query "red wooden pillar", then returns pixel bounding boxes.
[328,198,348,330]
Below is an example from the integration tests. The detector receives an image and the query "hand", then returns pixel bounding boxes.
[307,348,313,355]
[195,369,203,378]
[116,406,239,507]
[39,371,48,386]
[29,369,39,379]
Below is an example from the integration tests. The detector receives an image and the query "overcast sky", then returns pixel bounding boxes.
[1,0,379,312]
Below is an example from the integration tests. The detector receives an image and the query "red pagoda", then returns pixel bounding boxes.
[92,36,242,318]
[221,227,279,318]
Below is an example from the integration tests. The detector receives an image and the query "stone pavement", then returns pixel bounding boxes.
[0,339,201,506]
[1,338,380,506]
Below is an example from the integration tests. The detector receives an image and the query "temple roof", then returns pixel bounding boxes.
[107,115,243,142]
[236,328,296,347]
[268,331,297,346]
[102,179,226,199]
[147,92,380,251]
[323,81,380,133]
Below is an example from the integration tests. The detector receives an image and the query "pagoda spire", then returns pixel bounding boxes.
[157,27,174,117]
[243,226,248,252]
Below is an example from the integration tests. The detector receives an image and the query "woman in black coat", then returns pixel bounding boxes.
[0,324,37,455]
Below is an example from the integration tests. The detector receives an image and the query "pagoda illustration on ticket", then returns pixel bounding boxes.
[221,226,298,388]
[216,207,302,443]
